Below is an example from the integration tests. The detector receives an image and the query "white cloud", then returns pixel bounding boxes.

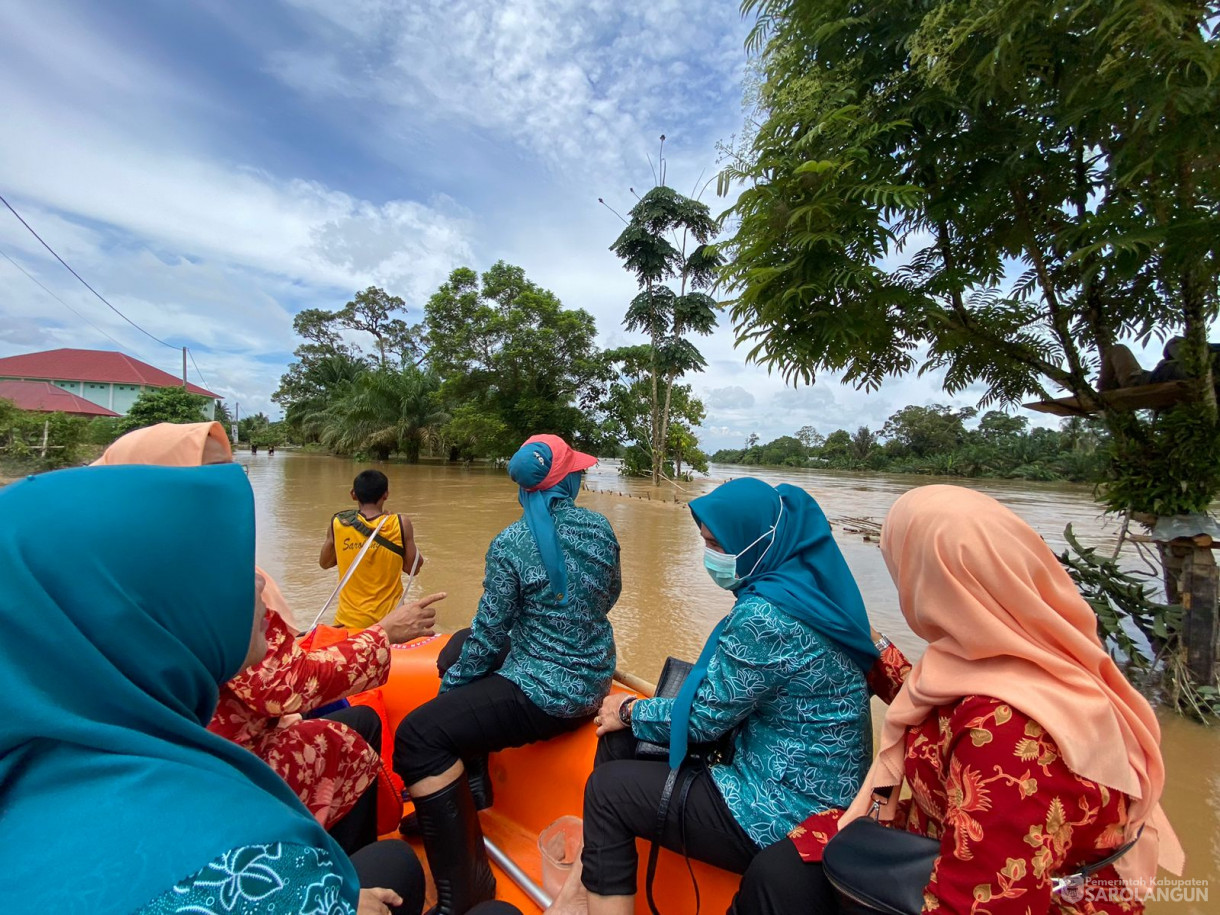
[271,0,749,183]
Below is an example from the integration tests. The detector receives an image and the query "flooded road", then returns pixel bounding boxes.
[246,452,1216,911]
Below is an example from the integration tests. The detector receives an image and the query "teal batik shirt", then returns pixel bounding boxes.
[441,500,621,718]
[631,594,871,847]
[140,843,356,914]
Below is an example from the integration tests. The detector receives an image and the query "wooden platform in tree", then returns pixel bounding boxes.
[1024,380,1197,417]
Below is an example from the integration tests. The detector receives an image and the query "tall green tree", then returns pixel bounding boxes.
[600,344,708,478]
[425,262,606,457]
[608,148,722,484]
[881,405,976,458]
[336,287,424,368]
[120,387,212,432]
[722,0,1220,690]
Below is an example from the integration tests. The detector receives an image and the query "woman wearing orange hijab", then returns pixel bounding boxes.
[96,422,445,855]
[732,485,1182,915]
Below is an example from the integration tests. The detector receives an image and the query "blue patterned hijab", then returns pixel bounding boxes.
[0,464,357,911]
[667,478,876,768]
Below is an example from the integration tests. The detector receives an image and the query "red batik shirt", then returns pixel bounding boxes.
[790,646,1138,914]
[208,610,392,828]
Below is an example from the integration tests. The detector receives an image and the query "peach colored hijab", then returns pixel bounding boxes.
[95,421,233,468]
[842,485,1183,888]
[93,422,291,619]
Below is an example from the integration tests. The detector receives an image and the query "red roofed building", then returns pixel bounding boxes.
[0,380,120,417]
[0,349,218,417]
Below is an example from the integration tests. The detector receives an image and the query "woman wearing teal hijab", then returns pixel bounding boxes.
[0,463,421,914]
[577,478,877,915]
[394,434,621,915]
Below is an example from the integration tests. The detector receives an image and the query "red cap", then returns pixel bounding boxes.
[523,434,597,491]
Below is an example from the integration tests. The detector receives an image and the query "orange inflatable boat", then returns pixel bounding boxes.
[376,633,741,914]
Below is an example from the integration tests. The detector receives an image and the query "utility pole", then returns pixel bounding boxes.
[232,402,239,443]
[181,346,188,387]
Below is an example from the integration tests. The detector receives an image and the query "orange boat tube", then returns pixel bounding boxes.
[376,634,742,914]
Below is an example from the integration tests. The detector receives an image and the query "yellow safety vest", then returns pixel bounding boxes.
[331,510,406,629]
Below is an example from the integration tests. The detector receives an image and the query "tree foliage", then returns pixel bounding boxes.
[721,0,1220,515]
[712,407,1106,482]
[600,345,708,479]
[121,387,212,432]
[426,262,606,458]
[313,366,447,462]
[0,399,90,470]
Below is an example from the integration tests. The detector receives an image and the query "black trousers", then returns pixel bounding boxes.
[324,705,382,856]
[579,729,760,897]
[728,838,838,915]
[350,840,426,915]
[393,672,586,785]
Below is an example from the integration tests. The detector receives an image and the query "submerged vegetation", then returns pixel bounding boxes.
[712,408,1107,482]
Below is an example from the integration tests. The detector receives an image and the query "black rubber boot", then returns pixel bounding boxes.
[414,777,496,915]
[465,755,494,811]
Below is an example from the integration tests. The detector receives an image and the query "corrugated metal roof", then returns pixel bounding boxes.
[0,380,121,416]
[0,348,218,397]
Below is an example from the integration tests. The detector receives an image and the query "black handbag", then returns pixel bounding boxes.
[822,815,940,915]
[635,657,738,765]
[822,795,1146,915]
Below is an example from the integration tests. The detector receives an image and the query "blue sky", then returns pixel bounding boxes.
[0,0,1136,451]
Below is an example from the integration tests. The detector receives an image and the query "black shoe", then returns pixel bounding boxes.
[413,776,496,915]
[465,755,494,811]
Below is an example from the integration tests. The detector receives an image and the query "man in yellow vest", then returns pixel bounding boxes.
[319,470,425,630]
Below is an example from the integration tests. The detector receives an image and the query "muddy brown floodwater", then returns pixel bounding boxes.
[246,452,1217,912]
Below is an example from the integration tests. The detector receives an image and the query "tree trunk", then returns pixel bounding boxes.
[649,339,662,486]
[1160,539,1220,689]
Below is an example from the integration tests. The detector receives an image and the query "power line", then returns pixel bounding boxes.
[188,348,212,391]
[0,191,176,350]
[0,245,130,350]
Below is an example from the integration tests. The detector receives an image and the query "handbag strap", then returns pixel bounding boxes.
[645,765,700,915]
[1051,826,1145,894]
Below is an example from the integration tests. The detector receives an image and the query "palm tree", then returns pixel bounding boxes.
[318,366,448,462]
[285,352,368,442]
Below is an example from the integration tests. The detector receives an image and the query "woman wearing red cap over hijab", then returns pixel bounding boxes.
[394,435,622,914]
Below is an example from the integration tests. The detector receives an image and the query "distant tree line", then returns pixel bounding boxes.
[711,406,1107,483]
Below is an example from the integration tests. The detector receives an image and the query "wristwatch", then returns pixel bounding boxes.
[618,697,637,726]
[874,634,892,652]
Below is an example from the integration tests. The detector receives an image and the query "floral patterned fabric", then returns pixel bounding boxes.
[139,842,355,914]
[630,594,871,848]
[790,676,1138,913]
[208,610,392,827]
[441,499,621,717]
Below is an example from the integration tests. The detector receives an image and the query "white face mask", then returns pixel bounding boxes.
[701,501,784,590]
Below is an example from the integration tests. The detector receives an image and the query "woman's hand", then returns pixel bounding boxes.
[358,887,402,915]
[594,693,633,737]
